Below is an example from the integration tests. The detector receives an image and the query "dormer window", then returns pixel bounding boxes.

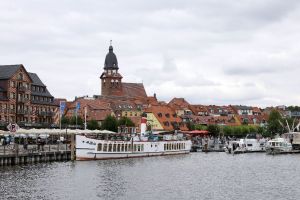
[158,113,162,118]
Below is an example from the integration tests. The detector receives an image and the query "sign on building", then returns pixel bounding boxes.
[7,123,20,132]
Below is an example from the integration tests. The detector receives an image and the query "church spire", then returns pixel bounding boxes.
[104,40,118,70]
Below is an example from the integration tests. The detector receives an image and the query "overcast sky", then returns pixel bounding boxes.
[1,0,300,107]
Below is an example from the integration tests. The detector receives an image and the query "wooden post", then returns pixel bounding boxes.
[70,133,75,161]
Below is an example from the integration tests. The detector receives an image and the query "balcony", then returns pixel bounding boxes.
[18,86,29,92]
[18,98,30,103]
[0,109,8,114]
[37,111,54,117]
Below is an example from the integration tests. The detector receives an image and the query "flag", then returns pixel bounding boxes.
[60,101,66,115]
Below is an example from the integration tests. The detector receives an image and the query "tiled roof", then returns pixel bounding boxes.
[88,110,113,121]
[192,115,240,126]
[189,105,209,115]
[31,88,53,98]
[28,72,46,86]
[145,105,188,131]
[122,82,147,99]
[53,98,67,106]
[0,64,21,79]
[168,97,190,110]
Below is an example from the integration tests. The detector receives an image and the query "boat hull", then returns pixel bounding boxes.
[76,150,190,161]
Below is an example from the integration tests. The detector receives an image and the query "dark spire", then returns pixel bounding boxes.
[104,40,118,70]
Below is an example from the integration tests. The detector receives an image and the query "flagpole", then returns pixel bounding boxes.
[84,106,87,130]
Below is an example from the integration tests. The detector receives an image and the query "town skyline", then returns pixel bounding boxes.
[1,0,300,107]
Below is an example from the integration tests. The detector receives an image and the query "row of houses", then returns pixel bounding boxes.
[1,45,296,132]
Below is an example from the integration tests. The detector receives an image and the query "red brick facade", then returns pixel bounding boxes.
[0,64,58,128]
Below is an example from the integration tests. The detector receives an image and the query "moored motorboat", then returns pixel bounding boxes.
[224,140,246,154]
[266,137,292,155]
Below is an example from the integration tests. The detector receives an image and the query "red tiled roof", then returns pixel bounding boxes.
[168,97,190,110]
[145,105,188,131]
[122,82,147,99]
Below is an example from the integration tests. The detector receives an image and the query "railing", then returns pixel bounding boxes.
[18,98,30,103]
[18,86,29,92]
[0,137,71,156]
[37,111,54,117]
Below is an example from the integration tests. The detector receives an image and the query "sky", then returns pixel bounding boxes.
[1,0,300,107]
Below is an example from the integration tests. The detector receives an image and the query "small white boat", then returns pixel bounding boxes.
[224,140,246,154]
[266,137,292,155]
[242,134,266,152]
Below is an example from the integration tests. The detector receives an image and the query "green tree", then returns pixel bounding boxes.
[118,117,135,127]
[70,116,84,126]
[249,126,257,133]
[186,121,195,131]
[87,120,100,130]
[233,126,242,137]
[101,115,118,132]
[223,126,233,136]
[267,109,284,136]
[241,126,250,137]
[207,124,220,137]
[194,124,207,131]
[61,116,70,126]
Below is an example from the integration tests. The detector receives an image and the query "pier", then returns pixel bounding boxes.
[0,144,71,166]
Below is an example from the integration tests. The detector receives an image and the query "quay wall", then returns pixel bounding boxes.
[0,151,71,167]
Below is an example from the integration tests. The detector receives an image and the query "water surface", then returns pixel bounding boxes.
[1,153,300,200]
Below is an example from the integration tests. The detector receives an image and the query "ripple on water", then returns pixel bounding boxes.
[1,153,300,200]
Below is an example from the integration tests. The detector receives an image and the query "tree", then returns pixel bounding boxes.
[207,124,220,137]
[70,116,84,126]
[194,124,207,131]
[87,120,100,130]
[61,116,70,126]
[101,115,118,132]
[186,121,195,131]
[223,126,233,136]
[118,117,135,127]
[267,109,284,136]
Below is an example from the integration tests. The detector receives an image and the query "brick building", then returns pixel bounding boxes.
[0,64,57,128]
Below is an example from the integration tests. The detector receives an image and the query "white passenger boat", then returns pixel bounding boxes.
[266,136,292,155]
[75,117,192,160]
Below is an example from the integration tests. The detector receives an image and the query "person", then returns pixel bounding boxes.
[37,137,41,151]
[23,139,28,150]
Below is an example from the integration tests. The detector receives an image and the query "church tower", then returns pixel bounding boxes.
[100,43,123,96]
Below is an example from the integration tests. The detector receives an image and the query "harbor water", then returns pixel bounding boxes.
[1,153,300,200]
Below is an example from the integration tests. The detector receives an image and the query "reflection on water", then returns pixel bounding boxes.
[1,153,300,200]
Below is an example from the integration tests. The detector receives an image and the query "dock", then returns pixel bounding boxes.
[0,144,72,167]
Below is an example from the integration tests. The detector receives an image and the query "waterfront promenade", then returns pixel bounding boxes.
[0,143,71,166]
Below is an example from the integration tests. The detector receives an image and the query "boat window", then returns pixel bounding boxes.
[121,144,125,152]
[141,144,144,152]
[133,144,137,152]
[177,143,179,150]
[125,144,128,152]
[168,143,171,150]
[117,144,121,152]
[103,144,108,152]
[183,143,185,149]
[108,144,112,152]
[113,144,117,152]
[247,144,253,146]
[164,144,167,150]
[97,143,102,151]
[128,144,132,151]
